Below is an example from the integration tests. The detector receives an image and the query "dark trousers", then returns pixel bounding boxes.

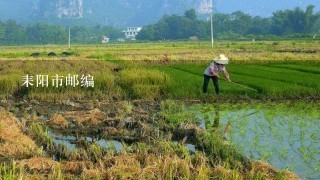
[203,74,219,94]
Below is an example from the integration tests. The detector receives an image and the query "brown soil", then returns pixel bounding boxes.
[0,100,299,179]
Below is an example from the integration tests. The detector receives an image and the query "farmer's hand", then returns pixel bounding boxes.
[227,78,232,82]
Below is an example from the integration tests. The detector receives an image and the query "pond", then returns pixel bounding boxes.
[191,102,320,179]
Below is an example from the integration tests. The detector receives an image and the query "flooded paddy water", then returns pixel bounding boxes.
[1,98,318,179]
[190,102,320,179]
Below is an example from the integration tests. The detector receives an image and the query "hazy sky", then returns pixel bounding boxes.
[215,0,319,17]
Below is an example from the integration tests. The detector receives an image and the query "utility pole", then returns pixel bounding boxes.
[211,12,214,48]
[201,0,214,48]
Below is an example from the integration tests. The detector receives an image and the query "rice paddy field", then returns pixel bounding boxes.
[0,40,319,179]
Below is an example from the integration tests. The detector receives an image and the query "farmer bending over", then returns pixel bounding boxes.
[203,54,231,95]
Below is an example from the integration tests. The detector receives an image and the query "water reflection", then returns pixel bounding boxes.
[191,102,320,179]
[199,104,220,131]
[48,131,123,152]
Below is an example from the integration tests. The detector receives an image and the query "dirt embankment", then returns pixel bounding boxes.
[0,100,299,179]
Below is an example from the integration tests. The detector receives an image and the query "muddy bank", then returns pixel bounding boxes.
[0,99,298,179]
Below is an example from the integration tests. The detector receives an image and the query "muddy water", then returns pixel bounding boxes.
[48,131,123,152]
[2,98,318,178]
[191,102,320,179]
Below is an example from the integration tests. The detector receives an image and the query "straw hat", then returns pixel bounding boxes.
[214,54,229,64]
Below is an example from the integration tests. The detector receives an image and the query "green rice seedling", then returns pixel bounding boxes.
[1,51,320,100]
[0,163,16,180]
[29,123,54,150]
[269,64,320,74]
[195,102,319,179]
[0,161,25,180]
[198,133,248,171]
[154,66,205,99]
[227,64,320,91]
[160,100,197,129]
[89,143,105,162]
[49,164,62,180]
[169,63,320,99]
[158,65,256,99]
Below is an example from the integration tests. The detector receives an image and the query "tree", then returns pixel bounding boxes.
[229,11,253,35]
[136,25,156,40]
[137,9,209,41]
[248,16,272,35]
[312,12,320,33]
[26,23,66,44]
[70,26,91,43]
[185,9,197,20]
[0,21,4,38]
[271,5,319,35]
[304,5,316,33]
[3,20,27,44]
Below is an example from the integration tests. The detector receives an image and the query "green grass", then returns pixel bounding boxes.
[153,66,204,99]
[227,64,320,89]
[118,67,171,99]
[155,62,320,100]
[0,41,320,101]
[1,60,319,101]
[0,40,320,61]
[268,64,320,74]
[0,60,123,101]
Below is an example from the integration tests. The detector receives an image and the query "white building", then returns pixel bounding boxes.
[117,38,125,42]
[122,27,142,40]
[102,36,109,43]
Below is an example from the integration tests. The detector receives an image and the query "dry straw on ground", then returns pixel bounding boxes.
[0,107,40,158]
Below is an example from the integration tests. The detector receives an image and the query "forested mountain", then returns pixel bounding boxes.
[0,0,209,26]
[0,1,319,45]
[0,0,319,27]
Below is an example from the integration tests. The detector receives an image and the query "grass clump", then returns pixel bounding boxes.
[160,100,197,129]
[155,62,320,100]
[28,123,54,150]
[119,68,171,99]
[0,60,122,101]
[198,133,248,171]
[0,161,24,180]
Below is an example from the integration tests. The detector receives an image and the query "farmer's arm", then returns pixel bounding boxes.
[210,64,219,77]
[222,69,231,82]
